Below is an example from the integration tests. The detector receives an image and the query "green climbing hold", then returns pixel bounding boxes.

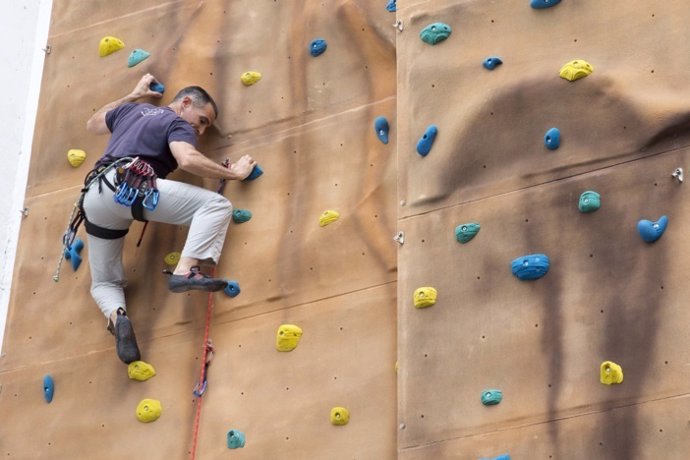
[232,209,252,223]
[127,49,150,68]
[481,389,503,406]
[420,23,452,45]
[578,191,600,213]
[455,223,480,244]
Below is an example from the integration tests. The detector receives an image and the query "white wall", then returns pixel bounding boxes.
[0,1,53,352]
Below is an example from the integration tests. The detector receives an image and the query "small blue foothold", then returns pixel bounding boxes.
[150,81,165,94]
[530,0,561,9]
[227,429,246,449]
[544,127,561,150]
[511,254,550,280]
[224,280,241,298]
[386,0,397,12]
[637,215,668,243]
[483,56,503,70]
[417,124,438,157]
[242,164,263,181]
[63,238,84,272]
[310,39,327,57]
[43,375,55,403]
[480,455,511,460]
[374,116,390,144]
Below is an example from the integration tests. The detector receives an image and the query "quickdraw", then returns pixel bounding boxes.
[114,157,159,211]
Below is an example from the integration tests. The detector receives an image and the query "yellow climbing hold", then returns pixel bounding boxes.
[67,149,86,168]
[163,251,181,266]
[319,210,340,227]
[330,407,350,425]
[276,324,303,352]
[98,36,125,57]
[413,287,437,308]
[600,361,624,385]
[559,59,593,82]
[136,398,162,423]
[240,71,262,86]
[128,360,156,382]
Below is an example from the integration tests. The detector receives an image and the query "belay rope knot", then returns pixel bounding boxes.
[114,157,159,211]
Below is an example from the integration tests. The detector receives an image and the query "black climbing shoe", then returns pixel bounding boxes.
[113,308,141,364]
[167,266,227,293]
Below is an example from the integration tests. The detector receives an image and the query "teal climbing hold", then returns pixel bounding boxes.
[150,81,165,94]
[127,49,150,68]
[63,238,84,272]
[226,429,246,449]
[511,254,550,280]
[420,23,452,45]
[530,0,561,9]
[578,191,600,213]
[481,389,503,406]
[455,223,480,244]
[374,116,390,144]
[417,124,438,157]
[544,127,561,150]
[243,165,263,181]
[638,216,668,243]
[483,57,503,70]
[43,375,55,403]
[232,209,252,223]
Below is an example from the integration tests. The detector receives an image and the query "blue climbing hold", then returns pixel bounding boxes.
[243,164,263,181]
[480,455,511,460]
[232,209,253,223]
[483,56,503,70]
[310,39,327,57]
[224,280,241,298]
[511,254,550,280]
[43,375,55,403]
[386,0,397,12]
[127,49,150,68]
[227,429,246,449]
[544,128,561,150]
[150,81,165,94]
[637,215,668,243]
[417,124,438,157]
[63,238,84,272]
[530,0,561,9]
[374,116,390,144]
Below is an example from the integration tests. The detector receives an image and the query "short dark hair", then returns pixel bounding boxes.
[172,86,219,118]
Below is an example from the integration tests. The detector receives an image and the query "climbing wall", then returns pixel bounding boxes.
[396,0,690,459]
[0,1,397,459]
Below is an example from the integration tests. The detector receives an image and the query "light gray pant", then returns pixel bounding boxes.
[83,168,233,320]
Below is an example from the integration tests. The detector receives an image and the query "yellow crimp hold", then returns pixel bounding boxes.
[330,407,350,426]
[276,324,303,352]
[163,251,181,266]
[136,398,162,423]
[600,361,624,385]
[240,71,262,86]
[319,210,340,227]
[559,59,593,82]
[98,36,125,57]
[413,287,437,308]
[67,149,86,168]
[128,361,156,382]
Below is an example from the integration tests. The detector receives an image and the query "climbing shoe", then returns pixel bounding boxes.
[113,308,141,364]
[167,266,227,293]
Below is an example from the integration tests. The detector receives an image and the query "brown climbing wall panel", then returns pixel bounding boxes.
[397,1,690,459]
[0,1,397,459]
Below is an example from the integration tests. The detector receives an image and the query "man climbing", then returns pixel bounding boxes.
[83,73,256,364]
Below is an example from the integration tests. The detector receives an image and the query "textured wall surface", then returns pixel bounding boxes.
[3,0,690,459]
[0,1,397,459]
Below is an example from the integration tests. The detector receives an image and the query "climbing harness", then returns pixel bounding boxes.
[53,158,133,282]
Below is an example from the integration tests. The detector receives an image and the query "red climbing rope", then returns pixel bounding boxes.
[189,268,216,460]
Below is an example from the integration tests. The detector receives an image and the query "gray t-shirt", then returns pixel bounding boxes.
[96,103,197,178]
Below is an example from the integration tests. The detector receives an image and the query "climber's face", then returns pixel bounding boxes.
[178,96,216,136]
